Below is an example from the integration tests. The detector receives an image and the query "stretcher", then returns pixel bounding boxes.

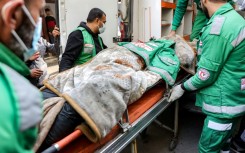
[42,69,191,153]
[40,36,196,153]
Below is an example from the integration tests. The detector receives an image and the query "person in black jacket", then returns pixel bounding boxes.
[59,8,107,72]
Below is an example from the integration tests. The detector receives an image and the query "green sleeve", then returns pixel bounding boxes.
[183,68,219,91]
[183,35,233,91]
[171,0,189,31]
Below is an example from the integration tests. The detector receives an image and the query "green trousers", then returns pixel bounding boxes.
[190,10,207,41]
[199,115,241,153]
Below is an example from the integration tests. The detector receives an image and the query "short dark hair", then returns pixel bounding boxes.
[45,8,51,12]
[87,8,106,23]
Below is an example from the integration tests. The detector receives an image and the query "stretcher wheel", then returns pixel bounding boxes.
[169,138,177,151]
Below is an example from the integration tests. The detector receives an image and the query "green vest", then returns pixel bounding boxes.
[0,43,30,76]
[119,39,180,85]
[196,4,245,118]
[74,27,103,65]
[172,0,234,31]
[0,44,42,152]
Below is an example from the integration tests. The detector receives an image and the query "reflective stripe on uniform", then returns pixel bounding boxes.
[148,66,175,85]
[159,57,177,65]
[232,27,245,47]
[220,150,230,153]
[2,63,42,131]
[186,79,197,91]
[123,43,150,66]
[203,102,245,115]
[208,120,232,131]
[210,16,226,35]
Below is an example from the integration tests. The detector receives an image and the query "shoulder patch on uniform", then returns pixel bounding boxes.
[210,15,226,35]
[198,68,210,81]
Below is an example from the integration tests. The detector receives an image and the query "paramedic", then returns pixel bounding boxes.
[168,0,245,152]
[168,0,233,41]
[0,0,44,152]
[59,8,107,72]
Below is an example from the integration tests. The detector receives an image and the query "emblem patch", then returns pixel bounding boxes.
[132,42,153,51]
[241,78,245,90]
[198,69,210,81]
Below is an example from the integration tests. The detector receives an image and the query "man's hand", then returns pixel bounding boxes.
[52,26,60,38]
[168,30,176,37]
[168,84,185,102]
[30,68,43,78]
[29,52,40,61]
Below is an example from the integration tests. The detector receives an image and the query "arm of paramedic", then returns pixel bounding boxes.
[182,35,233,91]
[171,0,188,31]
[59,31,84,72]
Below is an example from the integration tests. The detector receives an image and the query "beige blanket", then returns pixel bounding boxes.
[43,46,161,143]
[34,97,65,151]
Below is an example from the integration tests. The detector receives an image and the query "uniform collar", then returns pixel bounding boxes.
[207,3,233,25]
[0,43,30,76]
[80,22,99,38]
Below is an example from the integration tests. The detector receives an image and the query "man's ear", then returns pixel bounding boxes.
[95,18,100,23]
[1,0,24,29]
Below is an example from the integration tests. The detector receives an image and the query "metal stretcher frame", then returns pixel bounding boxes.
[42,70,190,153]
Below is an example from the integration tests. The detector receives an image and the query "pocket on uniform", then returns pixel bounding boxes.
[206,130,226,151]
[199,119,227,152]
[156,53,178,75]
[199,87,221,113]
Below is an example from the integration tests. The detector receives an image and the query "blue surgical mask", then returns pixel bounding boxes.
[11,5,42,61]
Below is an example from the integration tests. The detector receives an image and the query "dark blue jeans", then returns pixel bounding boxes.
[39,89,84,151]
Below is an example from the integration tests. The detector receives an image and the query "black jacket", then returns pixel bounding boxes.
[59,22,107,72]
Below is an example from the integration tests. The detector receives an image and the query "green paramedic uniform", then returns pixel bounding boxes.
[74,27,104,65]
[0,43,42,153]
[172,0,234,41]
[181,4,245,153]
[119,39,180,85]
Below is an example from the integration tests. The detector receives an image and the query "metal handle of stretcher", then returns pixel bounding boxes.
[42,130,83,153]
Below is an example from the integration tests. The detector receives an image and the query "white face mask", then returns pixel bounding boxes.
[99,23,106,34]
